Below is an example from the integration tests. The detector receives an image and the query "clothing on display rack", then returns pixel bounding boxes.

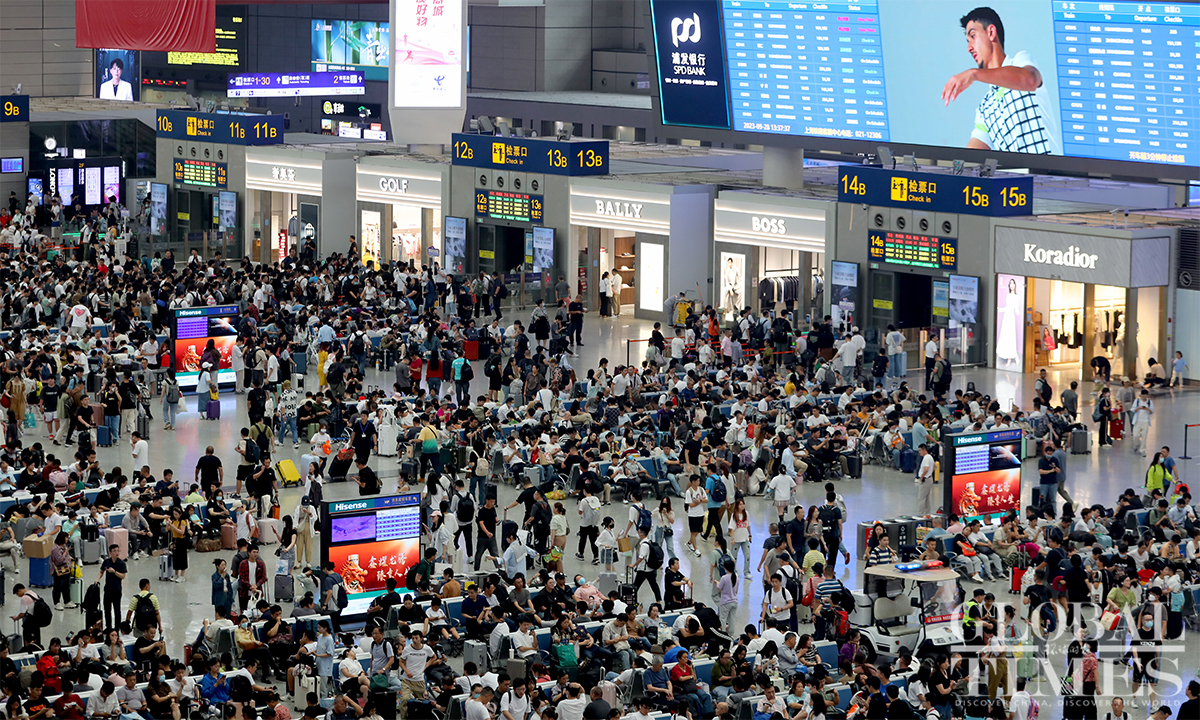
[1070,313,1082,349]
[758,275,801,312]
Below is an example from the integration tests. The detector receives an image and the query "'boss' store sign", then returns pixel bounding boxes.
[713,197,827,251]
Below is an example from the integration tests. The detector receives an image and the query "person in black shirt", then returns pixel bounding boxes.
[366,578,403,627]
[352,461,380,496]
[568,296,584,348]
[96,544,127,630]
[1131,609,1162,705]
[473,496,498,572]
[194,447,223,499]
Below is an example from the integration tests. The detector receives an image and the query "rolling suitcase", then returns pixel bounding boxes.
[96,425,113,447]
[275,459,302,488]
[400,459,419,479]
[464,640,489,669]
[137,413,150,439]
[69,577,83,606]
[259,518,281,544]
[275,573,295,603]
[845,454,863,479]
[1010,567,1026,595]
[1109,417,1125,440]
[370,689,398,720]
[207,400,220,420]
[102,528,128,560]
[92,405,105,426]
[1070,428,1092,455]
[221,522,237,550]
[898,448,917,474]
[158,553,173,581]
[377,430,398,457]
[464,341,479,361]
[7,619,22,653]
[80,536,103,564]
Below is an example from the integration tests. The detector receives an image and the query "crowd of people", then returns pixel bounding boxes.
[0,189,1195,720]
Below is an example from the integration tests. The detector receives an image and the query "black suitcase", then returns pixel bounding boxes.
[846,454,863,479]
[275,574,294,603]
[618,583,637,606]
[1031,486,1043,509]
[328,456,353,481]
[400,459,419,479]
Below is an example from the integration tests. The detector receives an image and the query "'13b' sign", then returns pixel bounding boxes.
[650,0,729,130]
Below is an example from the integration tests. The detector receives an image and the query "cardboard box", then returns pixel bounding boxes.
[23,533,55,559]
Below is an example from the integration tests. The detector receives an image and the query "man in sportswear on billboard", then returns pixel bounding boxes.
[942,7,1057,155]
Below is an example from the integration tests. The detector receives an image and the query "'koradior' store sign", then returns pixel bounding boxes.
[995,225,1169,288]
[1021,244,1098,269]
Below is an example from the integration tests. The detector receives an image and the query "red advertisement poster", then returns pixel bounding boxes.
[327,539,420,595]
[173,336,235,374]
[950,468,1020,518]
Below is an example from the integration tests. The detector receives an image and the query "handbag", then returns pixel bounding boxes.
[1099,610,1121,631]
[370,673,391,691]
[617,536,633,554]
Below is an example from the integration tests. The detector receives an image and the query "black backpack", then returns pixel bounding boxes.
[351,333,366,355]
[455,493,475,522]
[498,284,510,299]
[460,360,474,382]
[818,505,841,536]
[710,476,727,504]
[134,593,157,631]
[647,541,665,570]
[243,437,261,463]
[253,424,271,454]
[31,596,53,628]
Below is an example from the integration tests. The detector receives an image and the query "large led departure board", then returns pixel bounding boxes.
[868,229,957,271]
[652,0,1199,169]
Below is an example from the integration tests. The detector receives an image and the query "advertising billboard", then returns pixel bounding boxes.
[649,0,731,129]
[995,273,1026,370]
[322,494,423,617]
[655,0,1199,170]
[96,49,139,102]
[830,261,859,329]
[944,428,1023,522]
[172,305,240,392]
[313,20,390,82]
[394,0,463,108]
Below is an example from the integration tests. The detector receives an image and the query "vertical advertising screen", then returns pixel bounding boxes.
[218,191,237,233]
[945,428,1023,522]
[719,251,745,321]
[394,0,463,108]
[149,183,168,236]
[995,273,1025,370]
[948,274,979,325]
[649,0,730,129]
[172,305,240,391]
[444,216,467,258]
[830,261,859,329]
[322,494,423,616]
[532,226,554,272]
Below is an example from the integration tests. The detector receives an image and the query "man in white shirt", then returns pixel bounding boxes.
[916,445,935,516]
[130,432,148,470]
[924,337,939,389]
[466,687,495,720]
[500,677,531,720]
[98,57,134,101]
[884,324,906,387]
[509,617,539,661]
[1008,677,1033,720]
[1130,389,1154,457]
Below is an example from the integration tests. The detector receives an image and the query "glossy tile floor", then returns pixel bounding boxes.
[32,311,1200,717]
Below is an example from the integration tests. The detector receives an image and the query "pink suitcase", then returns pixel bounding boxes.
[103,528,128,560]
[258,518,280,545]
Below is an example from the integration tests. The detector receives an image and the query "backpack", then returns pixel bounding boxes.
[718,552,734,576]
[456,493,475,522]
[646,541,665,570]
[30,596,53,627]
[243,437,261,464]
[228,673,253,702]
[406,562,422,591]
[498,283,510,299]
[818,505,841,536]
[460,360,474,382]
[165,383,181,404]
[710,476,727,504]
[830,608,850,639]
[750,321,766,343]
[351,333,366,355]
[730,322,743,342]
[1029,699,1040,720]
[133,593,157,630]
[635,504,652,533]
[253,424,271,454]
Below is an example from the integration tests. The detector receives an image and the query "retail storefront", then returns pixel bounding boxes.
[355,158,447,270]
[713,193,833,326]
[245,147,324,265]
[569,179,714,324]
[992,222,1172,378]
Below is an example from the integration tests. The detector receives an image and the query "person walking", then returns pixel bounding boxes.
[49,532,75,610]
[1037,443,1061,515]
[631,526,662,603]
[568,294,585,348]
[211,559,233,618]
[161,372,181,431]
[1129,389,1154,457]
[599,272,612,317]
[96,543,126,630]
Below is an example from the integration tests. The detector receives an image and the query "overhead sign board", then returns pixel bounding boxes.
[1,95,28,123]
[227,72,364,98]
[838,166,1033,218]
[156,110,283,146]
[451,133,608,177]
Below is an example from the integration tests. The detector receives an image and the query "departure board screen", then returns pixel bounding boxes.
[868,229,957,271]
[475,190,545,223]
[652,0,1199,168]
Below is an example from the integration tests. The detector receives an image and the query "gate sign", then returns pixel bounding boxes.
[838,166,1033,217]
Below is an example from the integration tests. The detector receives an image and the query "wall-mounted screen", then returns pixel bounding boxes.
[830,261,859,329]
[948,274,979,325]
[47,157,123,209]
[649,0,731,129]
[444,216,467,258]
[95,49,139,102]
[26,178,42,206]
[654,0,1199,169]
[218,191,237,234]
[149,182,168,236]
[393,0,463,108]
[322,494,422,616]
[313,20,390,82]
[945,428,1023,522]
[0,158,22,174]
[532,226,554,271]
[995,273,1025,370]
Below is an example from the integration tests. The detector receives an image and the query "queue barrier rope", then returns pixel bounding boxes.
[1181,423,1200,459]
[624,337,798,367]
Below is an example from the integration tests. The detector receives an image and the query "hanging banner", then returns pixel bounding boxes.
[76,0,216,53]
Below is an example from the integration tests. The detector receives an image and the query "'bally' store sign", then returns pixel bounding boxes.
[570,183,671,234]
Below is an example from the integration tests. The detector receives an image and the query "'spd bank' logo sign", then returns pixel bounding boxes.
[671,13,701,46]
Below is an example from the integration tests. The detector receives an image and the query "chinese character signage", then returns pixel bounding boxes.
[838,166,1033,218]
[649,0,730,129]
[451,133,609,176]
[227,72,365,98]
[394,0,463,108]
[156,110,283,146]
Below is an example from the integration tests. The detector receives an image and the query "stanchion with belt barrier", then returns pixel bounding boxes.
[1181,423,1200,459]
[625,337,802,366]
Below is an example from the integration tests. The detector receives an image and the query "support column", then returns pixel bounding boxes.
[1123,289,1139,379]
[1083,284,1096,367]
[762,146,805,190]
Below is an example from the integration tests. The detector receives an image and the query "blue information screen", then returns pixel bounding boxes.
[1054,1,1198,166]
[654,0,1200,168]
[723,0,889,140]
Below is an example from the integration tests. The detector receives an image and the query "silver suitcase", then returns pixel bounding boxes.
[80,537,104,565]
[596,571,618,595]
[464,640,488,670]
